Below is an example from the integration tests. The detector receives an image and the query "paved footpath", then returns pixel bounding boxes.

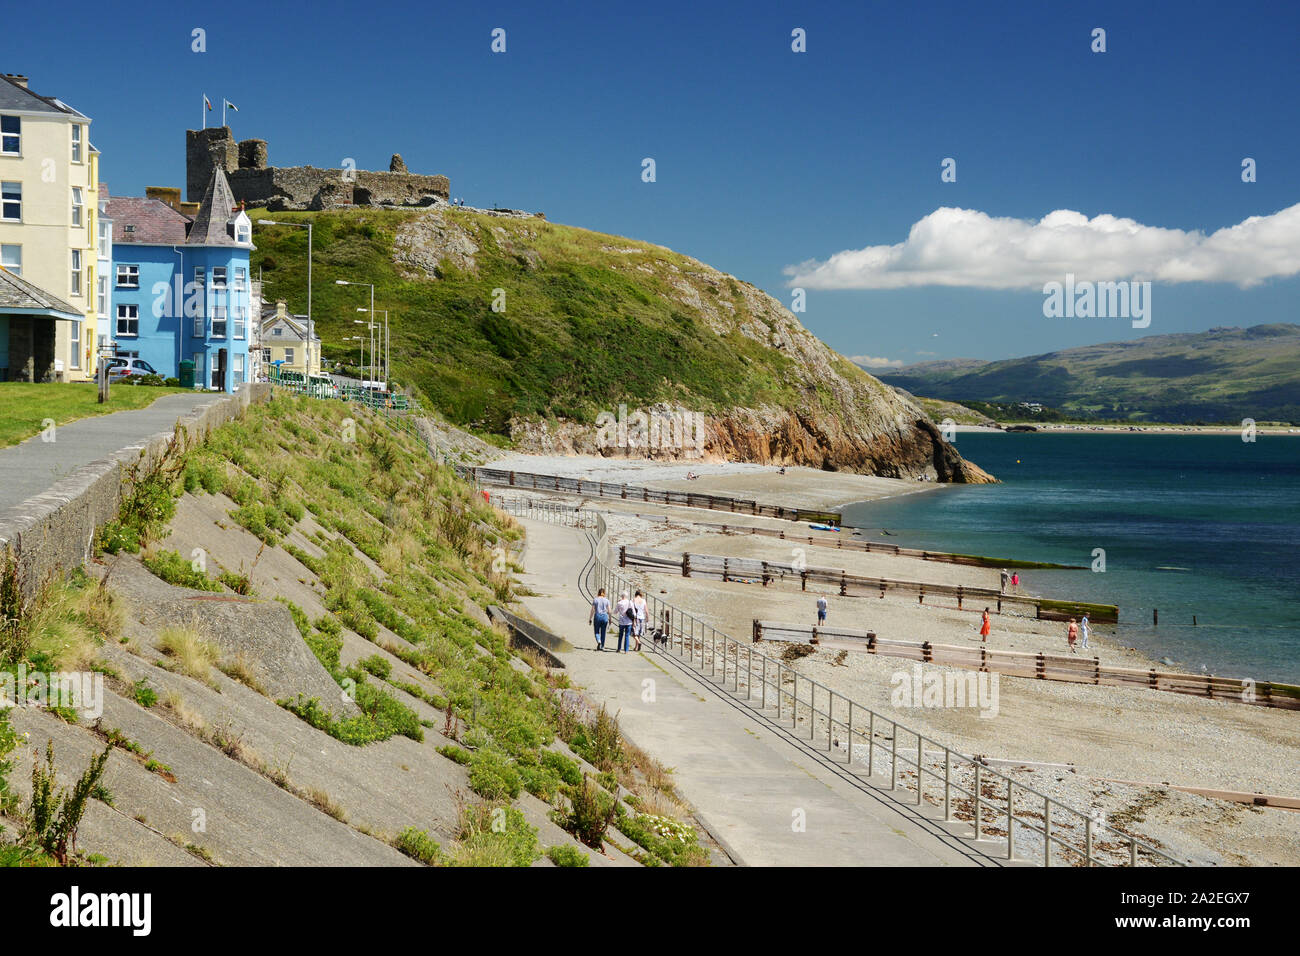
[0,392,224,519]
[517,518,998,867]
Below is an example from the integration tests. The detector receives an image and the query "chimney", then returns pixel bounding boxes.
[4,74,29,89]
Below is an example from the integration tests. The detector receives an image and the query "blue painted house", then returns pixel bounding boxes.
[108,169,253,391]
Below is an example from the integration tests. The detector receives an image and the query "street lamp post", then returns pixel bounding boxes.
[257,219,313,375]
[357,307,390,389]
[336,279,374,385]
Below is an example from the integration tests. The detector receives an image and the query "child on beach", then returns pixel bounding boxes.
[1080,614,1090,649]
[980,608,991,642]
[589,588,611,651]
[1011,572,1020,591]
[1066,618,1079,654]
[816,594,829,626]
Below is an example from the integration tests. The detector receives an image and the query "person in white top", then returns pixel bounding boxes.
[632,590,648,651]
[613,591,636,654]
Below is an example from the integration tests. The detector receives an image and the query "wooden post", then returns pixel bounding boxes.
[801,571,807,592]
[1036,653,1045,680]
[752,620,761,643]
[508,471,516,486]
[682,553,691,577]
[922,641,932,663]
[722,558,729,583]
[957,585,963,609]
[839,572,847,597]
[918,588,925,605]
[997,596,1002,613]
[1153,608,1159,626]
[618,545,626,568]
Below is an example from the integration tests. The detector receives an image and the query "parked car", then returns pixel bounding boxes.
[106,357,160,381]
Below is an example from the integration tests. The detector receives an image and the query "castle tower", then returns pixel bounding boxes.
[186,127,238,203]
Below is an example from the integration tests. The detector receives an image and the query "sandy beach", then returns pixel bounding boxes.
[500,460,1300,866]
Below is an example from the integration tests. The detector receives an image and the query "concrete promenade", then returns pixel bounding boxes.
[517,517,1000,867]
[0,392,222,520]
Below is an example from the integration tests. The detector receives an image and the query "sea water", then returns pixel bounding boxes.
[840,432,1300,685]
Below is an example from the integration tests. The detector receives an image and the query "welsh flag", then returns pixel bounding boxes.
[204,95,213,110]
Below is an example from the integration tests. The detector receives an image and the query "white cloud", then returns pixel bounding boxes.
[849,355,904,369]
[786,203,1300,290]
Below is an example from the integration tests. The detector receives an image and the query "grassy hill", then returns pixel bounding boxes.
[250,206,992,481]
[877,325,1300,424]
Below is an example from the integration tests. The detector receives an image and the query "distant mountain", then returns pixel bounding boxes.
[877,325,1300,424]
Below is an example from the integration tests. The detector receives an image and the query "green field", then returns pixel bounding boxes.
[0,382,188,449]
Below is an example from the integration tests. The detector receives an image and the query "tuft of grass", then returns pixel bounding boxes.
[158,627,221,684]
[142,550,221,592]
[546,843,590,867]
[393,827,441,865]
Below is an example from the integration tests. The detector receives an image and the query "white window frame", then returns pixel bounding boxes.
[233,266,246,290]
[283,347,294,365]
[71,124,82,163]
[97,274,108,318]
[116,264,139,288]
[1,181,20,222]
[211,266,227,290]
[71,186,83,226]
[212,305,227,338]
[69,319,81,369]
[233,352,245,384]
[97,220,109,257]
[234,306,246,339]
[116,304,139,337]
[0,115,18,155]
[70,250,82,296]
[0,243,19,276]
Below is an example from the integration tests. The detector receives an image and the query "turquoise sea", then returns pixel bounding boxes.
[840,432,1300,685]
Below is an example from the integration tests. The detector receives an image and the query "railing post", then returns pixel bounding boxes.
[890,726,898,791]
[944,749,951,821]
[1007,781,1015,860]
[866,711,874,776]
[761,656,766,709]
[847,702,853,765]
[1044,800,1052,867]
[776,663,783,720]
[916,735,924,805]
[1085,816,1093,867]
[973,764,982,841]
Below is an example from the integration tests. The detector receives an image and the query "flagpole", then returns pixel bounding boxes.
[222,99,226,128]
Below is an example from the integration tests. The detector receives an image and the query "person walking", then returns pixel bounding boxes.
[980,607,991,642]
[614,590,636,654]
[632,590,647,651]
[816,594,829,626]
[1000,569,1009,593]
[589,588,611,651]
[1011,571,1020,592]
[1066,617,1079,654]
[1079,613,1090,650]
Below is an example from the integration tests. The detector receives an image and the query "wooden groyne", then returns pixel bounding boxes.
[753,621,1300,711]
[618,545,1119,622]
[457,465,842,524]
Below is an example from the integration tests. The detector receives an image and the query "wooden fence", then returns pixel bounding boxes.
[455,466,841,524]
[753,621,1300,711]
[618,545,1118,623]
[669,519,1081,570]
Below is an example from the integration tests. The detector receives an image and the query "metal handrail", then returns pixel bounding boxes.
[583,512,1185,868]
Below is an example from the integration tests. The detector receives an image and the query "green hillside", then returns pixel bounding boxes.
[878,325,1300,424]
[251,207,837,436]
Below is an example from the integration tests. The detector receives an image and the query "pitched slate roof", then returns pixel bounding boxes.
[0,267,81,318]
[0,74,89,117]
[106,196,191,244]
[186,167,243,246]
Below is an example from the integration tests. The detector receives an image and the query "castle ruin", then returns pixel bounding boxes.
[186,127,450,212]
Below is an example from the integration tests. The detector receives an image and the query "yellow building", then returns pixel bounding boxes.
[259,300,321,378]
[0,72,98,381]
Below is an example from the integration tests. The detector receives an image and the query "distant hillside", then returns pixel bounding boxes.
[877,325,1300,424]
[252,207,992,482]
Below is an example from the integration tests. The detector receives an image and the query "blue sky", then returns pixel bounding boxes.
[5,0,1298,366]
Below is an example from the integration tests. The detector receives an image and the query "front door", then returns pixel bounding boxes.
[212,348,227,391]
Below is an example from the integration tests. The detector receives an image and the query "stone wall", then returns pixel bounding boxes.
[0,383,271,601]
[185,127,450,209]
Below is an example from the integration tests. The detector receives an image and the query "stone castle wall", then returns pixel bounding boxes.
[186,128,449,211]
